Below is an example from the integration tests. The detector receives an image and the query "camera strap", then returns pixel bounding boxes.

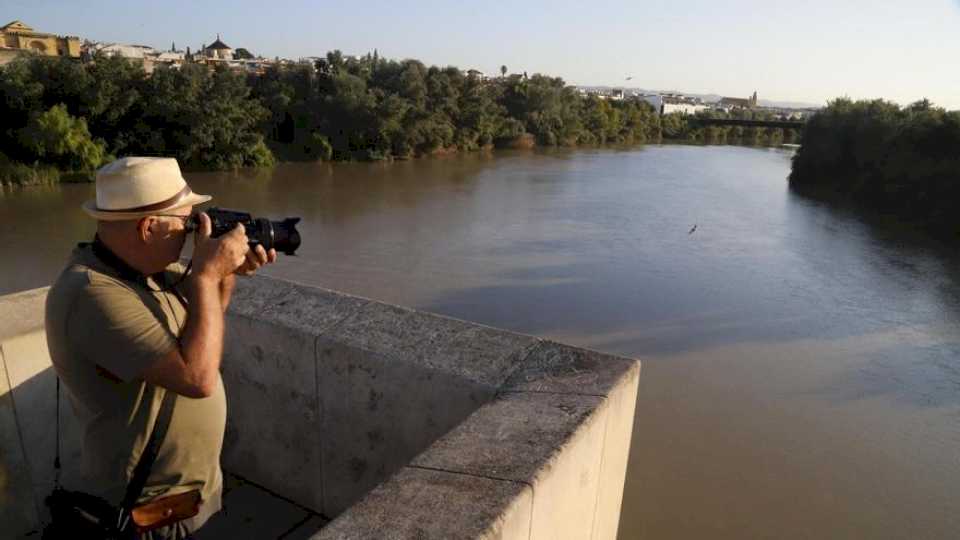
[57,237,181,532]
[54,379,177,532]
[116,388,177,531]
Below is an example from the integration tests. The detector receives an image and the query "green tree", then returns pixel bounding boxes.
[790,98,960,237]
[0,47,810,175]
[129,64,273,168]
[18,104,106,171]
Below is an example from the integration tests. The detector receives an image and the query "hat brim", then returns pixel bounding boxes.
[82,191,212,221]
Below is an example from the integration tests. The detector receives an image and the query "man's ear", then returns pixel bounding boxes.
[137,217,155,244]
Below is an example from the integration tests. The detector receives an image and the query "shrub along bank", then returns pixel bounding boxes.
[1,52,799,185]
[789,98,960,238]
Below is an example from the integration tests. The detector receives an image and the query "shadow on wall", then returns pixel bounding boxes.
[0,335,83,536]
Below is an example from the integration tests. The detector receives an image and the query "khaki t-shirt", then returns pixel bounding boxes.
[45,244,225,529]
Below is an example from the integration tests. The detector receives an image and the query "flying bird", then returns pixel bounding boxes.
[625,76,633,81]
[688,224,698,235]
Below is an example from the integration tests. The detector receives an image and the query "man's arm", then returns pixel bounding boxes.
[179,269,234,313]
[219,274,236,313]
[143,216,248,398]
[144,273,227,398]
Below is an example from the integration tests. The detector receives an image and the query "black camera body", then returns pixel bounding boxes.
[202,207,302,255]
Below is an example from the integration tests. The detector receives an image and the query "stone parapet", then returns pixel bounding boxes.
[0,275,640,539]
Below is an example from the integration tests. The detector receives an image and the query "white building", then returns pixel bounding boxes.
[640,94,706,115]
[154,50,185,63]
[90,42,157,59]
[203,35,233,60]
[84,42,187,73]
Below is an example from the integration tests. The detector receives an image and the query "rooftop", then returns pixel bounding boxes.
[206,34,231,50]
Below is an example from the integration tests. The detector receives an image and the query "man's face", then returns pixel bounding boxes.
[148,206,194,266]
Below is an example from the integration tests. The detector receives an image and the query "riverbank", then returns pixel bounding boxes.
[1,53,799,186]
[2,136,796,189]
[788,97,960,240]
[0,154,96,188]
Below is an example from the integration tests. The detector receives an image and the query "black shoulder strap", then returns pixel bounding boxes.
[116,388,177,531]
[53,380,178,533]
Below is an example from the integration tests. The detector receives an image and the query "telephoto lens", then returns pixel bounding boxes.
[195,207,302,255]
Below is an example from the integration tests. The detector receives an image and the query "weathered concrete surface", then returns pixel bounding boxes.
[226,277,368,337]
[314,299,537,513]
[315,339,494,513]
[281,515,330,540]
[328,341,641,540]
[3,330,84,519]
[195,473,325,540]
[408,392,608,540]
[410,392,605,481]
[0,342,39,535]
[502,340,639,396]
[222,276,540,516]
[501,340,642,539]
[0,288,84,537]
[317,467,533,540]
[221,314,325,511]
[0,287,46,343]
[589,356,640,540]
[1,276,641,539]
[327,300,540,388]
[220,278,367,514]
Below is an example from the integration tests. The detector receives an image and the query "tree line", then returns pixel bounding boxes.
[789,97,960,238]
[1,51,798,186]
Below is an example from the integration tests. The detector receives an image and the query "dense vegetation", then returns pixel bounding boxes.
[789,98,960,237]
[0,54,272,186]
[1,52,798,186]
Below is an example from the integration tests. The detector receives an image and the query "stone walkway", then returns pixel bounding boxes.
[195,473,329,539]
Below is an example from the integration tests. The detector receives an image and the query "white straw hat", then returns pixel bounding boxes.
[82,157,211,220]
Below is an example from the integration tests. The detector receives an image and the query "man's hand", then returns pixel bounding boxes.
[192,213,248,283]
[236,244,278,276]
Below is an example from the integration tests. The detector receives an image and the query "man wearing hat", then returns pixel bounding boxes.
[45,157,277,539]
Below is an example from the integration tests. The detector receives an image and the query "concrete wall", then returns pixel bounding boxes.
[0,288,84,536]
[0,276,640,539]
[220,276,539,516]
[318,341,641,540]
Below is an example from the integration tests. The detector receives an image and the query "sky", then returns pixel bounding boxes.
[5,0,960,109]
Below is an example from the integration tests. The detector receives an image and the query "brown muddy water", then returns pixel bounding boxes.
[2,146,958,538]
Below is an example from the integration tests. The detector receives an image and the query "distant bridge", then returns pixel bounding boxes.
[689,118,805,129]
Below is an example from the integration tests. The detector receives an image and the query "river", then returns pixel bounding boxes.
[2,145,958,538]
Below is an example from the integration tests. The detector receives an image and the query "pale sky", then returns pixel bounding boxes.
[6,0,960,109]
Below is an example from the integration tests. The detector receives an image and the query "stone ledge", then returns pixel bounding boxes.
[409,392,606,482]
[231,275,542,390]
[325,299,541,389]
[0,287,48,342]
[316,467,533,540]
[502,340,640,396]
[228,276,370,337]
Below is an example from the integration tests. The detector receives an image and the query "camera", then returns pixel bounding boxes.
[194,207,302,255]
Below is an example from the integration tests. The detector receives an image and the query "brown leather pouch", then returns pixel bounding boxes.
[131,489,202,532]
